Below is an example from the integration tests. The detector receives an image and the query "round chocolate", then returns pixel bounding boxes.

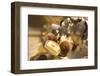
[59,41,70,57]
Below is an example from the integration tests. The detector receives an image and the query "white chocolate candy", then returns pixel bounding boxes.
[44,40,61,56]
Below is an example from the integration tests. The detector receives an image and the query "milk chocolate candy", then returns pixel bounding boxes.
[59,41,70,57]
